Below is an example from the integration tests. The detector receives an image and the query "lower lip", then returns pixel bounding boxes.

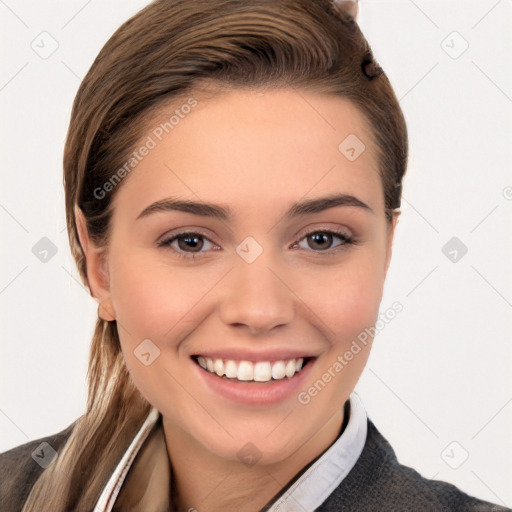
[192,358,315,406]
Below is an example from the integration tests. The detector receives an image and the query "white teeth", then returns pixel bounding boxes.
[196,356,306,382]
[254,362,272,382]
[225,360,238,378]
[271,361,286,380]
[237,361,253,381]
[285,360,296,378]
[213,358,224,376]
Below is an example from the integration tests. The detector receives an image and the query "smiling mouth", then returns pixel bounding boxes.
[192,356,315,383]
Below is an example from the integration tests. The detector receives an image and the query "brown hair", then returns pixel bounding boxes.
[23,1,407,510]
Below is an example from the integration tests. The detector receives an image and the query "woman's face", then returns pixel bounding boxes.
[84,87,396,465]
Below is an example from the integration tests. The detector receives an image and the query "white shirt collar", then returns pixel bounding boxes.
[94,393,367,512]
[266,392,367,511]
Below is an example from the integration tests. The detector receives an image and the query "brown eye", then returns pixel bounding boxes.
[296,229,354,254]
[307,232,335,251]
[177,234,204,252]
[157,231,217,260]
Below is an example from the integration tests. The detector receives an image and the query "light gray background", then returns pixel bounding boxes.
[1,0,511,507]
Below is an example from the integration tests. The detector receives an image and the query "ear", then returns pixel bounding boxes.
[384,210,400,277]
[75,207,116,322]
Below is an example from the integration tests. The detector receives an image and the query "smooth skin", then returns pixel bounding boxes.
[77,87,399,512]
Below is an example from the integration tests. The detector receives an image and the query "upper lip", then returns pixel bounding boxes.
[191,349,318,363]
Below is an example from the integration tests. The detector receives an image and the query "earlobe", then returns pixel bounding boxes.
[75,207,116,322]
[94,253,116,321]
[98,298,116,322]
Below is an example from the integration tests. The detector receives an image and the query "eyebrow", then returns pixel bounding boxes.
[136,193,373,221]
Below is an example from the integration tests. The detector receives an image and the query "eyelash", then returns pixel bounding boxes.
[157,228,356,261]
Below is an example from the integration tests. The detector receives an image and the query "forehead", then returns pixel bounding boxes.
[112,87,383,218]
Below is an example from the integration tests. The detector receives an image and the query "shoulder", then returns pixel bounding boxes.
[0,421,76,512]
[318,419,511,512]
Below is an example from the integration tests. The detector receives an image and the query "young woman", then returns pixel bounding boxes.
[0,0,509,511]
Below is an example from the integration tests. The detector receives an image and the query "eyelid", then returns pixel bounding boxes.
[290,226,355,257]
[293,224,353,243]
[156,229,219,255]
[157,227,217,244]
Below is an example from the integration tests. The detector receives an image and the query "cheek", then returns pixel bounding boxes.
[337,270,383,337]
[107,255,202,408]
[303,252,386,344]
[109,254,213,343]
[294,254,385,416]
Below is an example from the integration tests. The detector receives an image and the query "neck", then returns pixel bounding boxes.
[162,408,344,512]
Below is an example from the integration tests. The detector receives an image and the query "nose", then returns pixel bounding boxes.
[218,253,294,335]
